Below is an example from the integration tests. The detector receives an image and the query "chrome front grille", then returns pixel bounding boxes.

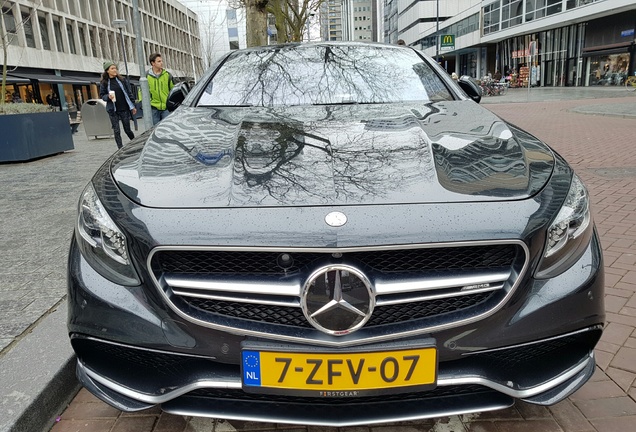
[152,245,518,276]
[149,241,528,345]
[183,291,494,328]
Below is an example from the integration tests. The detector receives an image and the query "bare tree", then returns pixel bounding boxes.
[232,0,324,47]
[1,0,42,107]
[244,0,268,47]
[267,0,322,44]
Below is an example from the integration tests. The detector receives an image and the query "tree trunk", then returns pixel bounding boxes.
[245,0,268,47]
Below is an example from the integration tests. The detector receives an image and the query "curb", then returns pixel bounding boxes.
[0,301,80,432]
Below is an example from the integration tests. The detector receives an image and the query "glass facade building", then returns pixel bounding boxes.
[393,0,636,87]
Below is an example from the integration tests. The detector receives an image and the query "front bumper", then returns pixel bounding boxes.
[68,229,604,426]
[73,327,599,426]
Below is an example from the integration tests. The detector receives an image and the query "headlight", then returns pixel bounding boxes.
[75,183,140,286]
[535,174,593,278]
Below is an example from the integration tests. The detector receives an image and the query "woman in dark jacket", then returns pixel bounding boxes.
[99,61,137,149]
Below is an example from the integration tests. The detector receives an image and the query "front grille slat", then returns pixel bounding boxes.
[151,243,523,333]
[154,245,518,277]
[184,291,494,328]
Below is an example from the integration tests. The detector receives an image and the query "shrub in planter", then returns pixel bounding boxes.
[0,102,52,115]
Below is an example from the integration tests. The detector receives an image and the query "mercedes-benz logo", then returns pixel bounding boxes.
[325,211,347,227]
[301,265,374,336]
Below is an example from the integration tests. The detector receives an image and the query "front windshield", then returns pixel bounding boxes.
[197,44,453,107]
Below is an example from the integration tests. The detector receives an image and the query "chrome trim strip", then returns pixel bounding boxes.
[375,284,503,306]
[78,350,592,405]
[149,241,520,253]
[163,402,510,428]
[167,273,506,307]
[374,271,510,295]
[462,325,602,356]
[438,353,593,398]
[80,361,241,405]
[172,288,300,307]
[148,239,529,348]
[164,276,301,297]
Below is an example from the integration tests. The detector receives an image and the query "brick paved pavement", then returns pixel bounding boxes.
[3,88,635,432]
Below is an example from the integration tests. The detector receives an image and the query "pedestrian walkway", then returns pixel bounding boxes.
[479,86,636,119]
[1,87,635,432]
[0,120,147,432]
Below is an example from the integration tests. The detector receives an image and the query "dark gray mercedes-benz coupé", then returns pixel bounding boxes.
[68,42,604,426]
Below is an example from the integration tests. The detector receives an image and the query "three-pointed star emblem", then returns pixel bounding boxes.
[301,265,374,335]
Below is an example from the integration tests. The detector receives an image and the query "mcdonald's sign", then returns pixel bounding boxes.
[440,34,455,50]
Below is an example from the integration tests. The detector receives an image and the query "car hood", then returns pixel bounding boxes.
[111,101,554,208]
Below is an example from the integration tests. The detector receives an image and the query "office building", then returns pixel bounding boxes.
[180,0,247,67]
[391,0,636,87]
[2,0,202,109]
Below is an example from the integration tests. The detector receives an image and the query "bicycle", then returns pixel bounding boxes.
[625,75,636,92]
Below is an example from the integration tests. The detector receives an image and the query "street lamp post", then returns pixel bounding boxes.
[133,0,154,131]
[112,18,138,130]
[436,0,439,63]
[112,19,129,78]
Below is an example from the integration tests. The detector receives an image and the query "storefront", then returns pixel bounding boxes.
[6,69,99,110]
[493,10,635,87]
[582,13,635,87]
[2,76,33,103]
[459,51,479,78]
[495,22,586,88]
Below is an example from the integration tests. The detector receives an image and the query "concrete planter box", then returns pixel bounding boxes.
[0,111,74,162]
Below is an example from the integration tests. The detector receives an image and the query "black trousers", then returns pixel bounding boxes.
[108,110,135,149]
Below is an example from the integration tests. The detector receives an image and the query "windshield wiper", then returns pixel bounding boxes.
[312,101,384,106]
[198,104,253,107]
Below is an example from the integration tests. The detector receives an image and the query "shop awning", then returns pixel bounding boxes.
[582,47,630,57]
[8,72,94,85]
[4,75,31,84]
[61,74,100,84]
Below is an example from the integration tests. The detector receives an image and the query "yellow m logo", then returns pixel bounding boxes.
[443,35,453,44]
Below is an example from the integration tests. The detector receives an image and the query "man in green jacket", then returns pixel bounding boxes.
[147,53,174,125]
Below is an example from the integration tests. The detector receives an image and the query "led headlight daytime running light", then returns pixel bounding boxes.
[76,183,140,285]
[545,175,590,257]
[536,174,593,278]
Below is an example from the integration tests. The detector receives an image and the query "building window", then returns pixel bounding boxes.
[89,26,98,57]
[229,40,239,50]
[527,0,547,21]
[483,1,501,35]
[22,11,36,48]
[66,22,76,54]
[53,19,64,52]
[38,14,50,50]
[228,27,238,38]
[501,0,522,30]
[78,25,87,55]
[99,29,109,59]
[546,0,563,15]
[55,0,67,13]
[2,6,18,46]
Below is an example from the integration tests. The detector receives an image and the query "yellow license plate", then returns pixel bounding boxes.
[242,347,436,395]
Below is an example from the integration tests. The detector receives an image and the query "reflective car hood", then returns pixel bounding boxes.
[111,102,554,208]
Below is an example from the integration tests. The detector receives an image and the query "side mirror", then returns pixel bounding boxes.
[166,82,190,112]
[457,76,482,104]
